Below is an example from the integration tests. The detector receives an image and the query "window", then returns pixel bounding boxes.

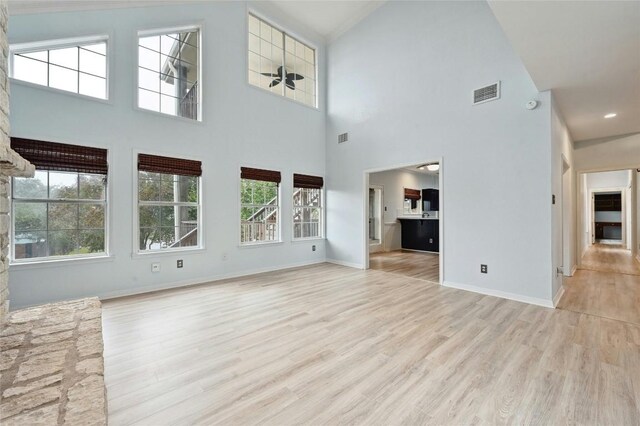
[138,28,200,120]
[293,174,323,239]
[248,14,316,108]
[137,154,202,252]
[240,167,281,244]
[10,138,108,261]
[10,36,108,99]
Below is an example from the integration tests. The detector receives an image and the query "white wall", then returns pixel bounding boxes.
[325,1,555,305]
[574,133,640,172]
[8,2,327,308]
[369,169,438,251]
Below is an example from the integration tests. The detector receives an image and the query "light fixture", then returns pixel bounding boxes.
[426,163,439,172]
[604,113,617,119]
[418,166,425,170]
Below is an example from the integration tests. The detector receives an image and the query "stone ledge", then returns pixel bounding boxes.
[0,298,107,425]
[0,143,34,178]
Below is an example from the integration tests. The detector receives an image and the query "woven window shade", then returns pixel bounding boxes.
[11,137,108,175]
[404,188,421,200]
[138,154,202,177]
[293,173,324,189]
[241,167,281,183]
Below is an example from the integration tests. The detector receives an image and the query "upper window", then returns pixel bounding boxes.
[240,167,281,245]
[138,28,200,120]
[10,138,108,262]
[137,154,202,252]
[10,36,108,99]
[293,174,324,239]
[248,14,316,108]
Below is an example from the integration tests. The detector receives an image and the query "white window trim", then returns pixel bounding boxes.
[132,150,204,257]
[238,170,283,246]
[246,10,319,110]
[135,24,204,123]
[9,148,113,265]
[291,186,324,241]
[9,34,111,101]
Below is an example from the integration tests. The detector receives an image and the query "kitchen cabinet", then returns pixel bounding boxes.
[398,219,439,252]
[422,189,439,211]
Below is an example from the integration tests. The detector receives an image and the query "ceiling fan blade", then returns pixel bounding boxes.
[260,73,279,77]
[287,73,304,81]
[277,66,284,78]
[269,79,282,88]
[285,79,296,90]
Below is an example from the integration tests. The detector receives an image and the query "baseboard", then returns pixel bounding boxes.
[442,281,555,308]
[325,258,365,269]
[99,259,327,302]
[570,265,577,276]
[553,285,565,307]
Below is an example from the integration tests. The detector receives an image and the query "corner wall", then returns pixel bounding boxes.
[326,1,555,305]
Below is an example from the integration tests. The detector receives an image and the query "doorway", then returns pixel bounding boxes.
[364,159,443,284]
[369,186,383,253]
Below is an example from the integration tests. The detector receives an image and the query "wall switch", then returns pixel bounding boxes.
[552,194,556,204]
[481,264,488,274]
[177,259,183,268]
[151,263,160,273]
[312,245,316,251]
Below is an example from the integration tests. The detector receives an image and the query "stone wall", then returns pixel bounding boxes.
[0,0,34,325]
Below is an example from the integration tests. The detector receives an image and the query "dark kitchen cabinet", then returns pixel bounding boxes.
[398,219,439,252]
[422,189,439,211]
[594,193,621,211]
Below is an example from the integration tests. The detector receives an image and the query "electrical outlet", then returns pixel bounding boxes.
[151,263,160,273]
[177,259,183,268]
[312,245,316,252]
[481,264,488,274]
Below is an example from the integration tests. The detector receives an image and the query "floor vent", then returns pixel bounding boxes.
[473,81,500,105]
[338,132,349,144]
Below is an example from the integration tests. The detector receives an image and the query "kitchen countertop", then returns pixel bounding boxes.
[397,216,439,220]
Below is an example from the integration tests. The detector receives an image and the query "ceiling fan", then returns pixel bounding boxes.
[261,66,304,90]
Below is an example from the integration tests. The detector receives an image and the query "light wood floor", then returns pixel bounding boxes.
[102,263,640,425]
[559,269,640,325]
[369,250,439,282]
[579,243,640,276]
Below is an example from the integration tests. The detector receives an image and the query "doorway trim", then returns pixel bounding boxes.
[362,157,444,285]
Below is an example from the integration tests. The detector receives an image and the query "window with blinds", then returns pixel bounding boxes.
[293,173,323,239]
[10,138,108,262]
[240,167,281,244]
[137,153,202,252]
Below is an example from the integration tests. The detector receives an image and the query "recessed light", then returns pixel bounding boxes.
[604,113,617,119]
[426,164,440,172]
[418,166,425,170]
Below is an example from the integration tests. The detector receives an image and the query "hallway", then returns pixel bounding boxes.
[369,250,439,282]
[579,244,640,276]
[558,244,640,325]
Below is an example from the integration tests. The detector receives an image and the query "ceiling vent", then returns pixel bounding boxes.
[473,81,500,105]
[338,132,349,144]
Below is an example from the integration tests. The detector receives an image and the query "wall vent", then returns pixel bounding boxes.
[473,81,500,105]
[338,132,349,144]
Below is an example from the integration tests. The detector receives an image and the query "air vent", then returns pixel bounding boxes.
[338,132,349,144]
[473,81,500,105]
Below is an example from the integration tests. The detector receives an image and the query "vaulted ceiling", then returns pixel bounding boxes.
[489,1,640,142]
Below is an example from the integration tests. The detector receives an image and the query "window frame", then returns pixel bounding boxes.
[239,170,282,247]
[246,11,319,110]
[10,168,111,265]
[9,34,111,102]
[132,151,204,256]
[135,24,203,123]
[291,184,324,241]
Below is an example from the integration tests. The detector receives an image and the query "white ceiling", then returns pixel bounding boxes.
[267,1,383,41]
[8,0,384,41]
[489,1,640,142]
